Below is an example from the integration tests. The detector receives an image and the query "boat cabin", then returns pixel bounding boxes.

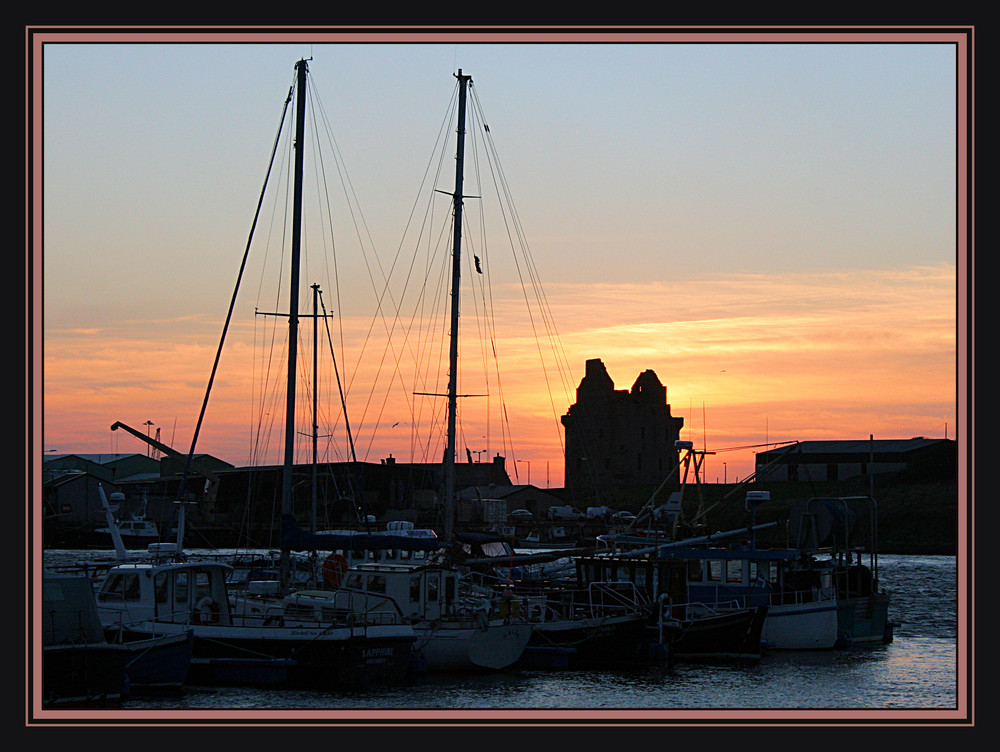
[575,554,689,609]
[96,561,234,628]
[654,546,833,610]
[281,516,444,571]
[339,562,489,623]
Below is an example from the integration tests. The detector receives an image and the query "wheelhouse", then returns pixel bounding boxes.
[96,561,233,627]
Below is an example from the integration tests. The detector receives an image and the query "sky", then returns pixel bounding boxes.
[32,29,965,490]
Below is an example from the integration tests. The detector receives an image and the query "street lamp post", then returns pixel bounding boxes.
[517,459,531,486]
[143,420,155,457]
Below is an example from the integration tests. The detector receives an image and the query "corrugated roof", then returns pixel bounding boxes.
[757,438,950,457]
[43,453,144,464]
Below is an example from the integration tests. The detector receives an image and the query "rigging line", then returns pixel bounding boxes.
[471,90,570,405]
[468,89,570,455]
[318,289,358,465]
[252,322,288,467]
[713,440,798,453]
[355,105,463,463]
[307,80,378,381]
[248,99,297,469]
[347,82,457,391]
[459,96,508,457]
[355,232,450,464]
[463,108,501,457]
[471,90,574,401]
[379,238,452,465]
[176,78,295,502]
[343,89,460,461]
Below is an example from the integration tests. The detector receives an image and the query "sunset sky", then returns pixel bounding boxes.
[33,30,965,490]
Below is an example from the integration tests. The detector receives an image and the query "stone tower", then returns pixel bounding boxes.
[561,359,684,496]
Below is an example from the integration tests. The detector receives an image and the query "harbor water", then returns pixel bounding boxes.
[37,552,963,721]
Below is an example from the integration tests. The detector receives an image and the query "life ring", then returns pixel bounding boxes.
[322,553,349,589]
[193,596,220,625]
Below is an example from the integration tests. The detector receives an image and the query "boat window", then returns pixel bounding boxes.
[480,541,510,558]
[444,575,456,603]
[634,568,647,589]
[687,560,703,581]
[98,573,120,599]
[427,577,439,602]
[344,573,363,589]
[726,560,743,584]
[366,575,386,593]
[409,576,421,603]
[285,604,313,619]
[174,571,189,603]
[707,560,722,582]
[121,573,140,600]
[98,572,141,601]
[400,550,412,561]
[154,572,168,604]
[195,570,212,600]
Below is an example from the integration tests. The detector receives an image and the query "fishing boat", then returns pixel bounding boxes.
[789,496,895,645]
[42,570,192,705]
[511,570,663,669]
[598,446,841,650]
[602,496,840,651]
[572,552,767,662]
[653,543,839,650]
[95,556,415,687]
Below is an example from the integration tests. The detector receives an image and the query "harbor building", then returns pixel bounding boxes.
[754,438,956,483]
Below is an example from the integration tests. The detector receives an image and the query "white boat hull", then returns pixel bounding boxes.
[413,621,532,671]
[761,600,839,650]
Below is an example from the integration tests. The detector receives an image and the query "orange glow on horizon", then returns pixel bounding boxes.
[42,264,958,489]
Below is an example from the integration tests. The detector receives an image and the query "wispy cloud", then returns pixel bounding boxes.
[42,263,958,482]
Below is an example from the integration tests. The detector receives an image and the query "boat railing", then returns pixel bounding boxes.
[770,584,837,607]
[508,580,647,623]
[686,599,742,617]
[659,595,750,623]
[655,595,749,640]
[585,581,649,618]
[226,586,407,629]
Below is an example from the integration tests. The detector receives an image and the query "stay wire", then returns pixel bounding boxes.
[175,76,296,507]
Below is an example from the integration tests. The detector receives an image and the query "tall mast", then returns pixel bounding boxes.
[444,69,471,543]
[281,58,309,586]
[311,283,320,533]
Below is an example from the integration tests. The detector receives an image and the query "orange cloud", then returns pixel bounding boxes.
[42,264,958,487]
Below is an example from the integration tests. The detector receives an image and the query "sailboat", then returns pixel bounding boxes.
[261,69,532,672]
[92,59,417,689]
